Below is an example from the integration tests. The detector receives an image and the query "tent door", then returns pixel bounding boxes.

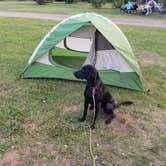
[83,30,134,72]
[83,30,115,69]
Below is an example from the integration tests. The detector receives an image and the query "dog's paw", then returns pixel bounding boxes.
[89,105,94,110]
[105,114,116,125]
[105,119,112,125]
[90,124,95,129]
[78,117,85,122]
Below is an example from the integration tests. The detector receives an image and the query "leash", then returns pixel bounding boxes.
[89,88,98,166]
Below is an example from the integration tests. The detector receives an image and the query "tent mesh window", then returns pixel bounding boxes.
[50,24,96,69]
[50,48,87,69]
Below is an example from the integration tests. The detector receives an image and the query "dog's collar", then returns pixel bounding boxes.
[87,80,102,91]
[94,81,102,90]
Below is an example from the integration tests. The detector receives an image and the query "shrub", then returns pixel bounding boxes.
[36,0,46,5]
[65,0,74,3]
[112,0,124,8]
[91,0,105,8]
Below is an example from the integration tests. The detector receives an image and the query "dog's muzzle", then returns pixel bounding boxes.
[73,71,79,78]
[73,70,85,79]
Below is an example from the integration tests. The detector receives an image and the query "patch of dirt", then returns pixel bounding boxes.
[151,110,166,136]
[1,143,76,166]
[137,51,166,67]
[0,86,21,98]
[23,142,57,160]
[100,144,112,156]
[62,105,81,113]
[0,89,11,98]
[0,149,25,166]
[21,142,75,166]
[112,113,133,134]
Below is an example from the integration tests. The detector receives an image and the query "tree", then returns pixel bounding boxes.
[36,0,46,5]
[112,0,124,8]
[65,0,74,3]
[91,0,106,8]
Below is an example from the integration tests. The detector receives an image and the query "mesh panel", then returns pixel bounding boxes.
[36,52,53,66]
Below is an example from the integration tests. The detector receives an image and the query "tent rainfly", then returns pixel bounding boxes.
[20,12,145,92]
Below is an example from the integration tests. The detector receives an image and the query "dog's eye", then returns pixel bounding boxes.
[82,67,86,71]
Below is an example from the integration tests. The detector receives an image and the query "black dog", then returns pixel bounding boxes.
[74,65,133,129]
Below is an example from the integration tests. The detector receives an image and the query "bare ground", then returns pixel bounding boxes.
[0,144,75,166]
[0,11,166,28]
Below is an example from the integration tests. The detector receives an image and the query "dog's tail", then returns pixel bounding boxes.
[115,101,133,108]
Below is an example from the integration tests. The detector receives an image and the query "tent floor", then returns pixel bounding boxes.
[22,48,144,92]
[51,56,86,69]
[22,62,144,92]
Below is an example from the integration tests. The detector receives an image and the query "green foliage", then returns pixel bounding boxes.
[65,0,74,4]
[47,123,83,142]
[132,155,149,166]
[112,0,124,8]
[0,107,26,136]
[36,0,46,5]
[46,111,85,144]
[0,144,8,154]
[91,0,105,8]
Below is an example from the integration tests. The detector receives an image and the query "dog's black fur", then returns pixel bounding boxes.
[74,65,133,129]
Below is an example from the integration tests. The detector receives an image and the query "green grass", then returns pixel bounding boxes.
[0,2,120,15]
[0,1,166,20]
[0,17,166,165]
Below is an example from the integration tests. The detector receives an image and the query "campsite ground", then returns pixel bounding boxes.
[0,2,166,166]
[0,1,166,20]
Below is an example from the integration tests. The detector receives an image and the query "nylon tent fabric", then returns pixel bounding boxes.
[28,13,142,78]
[22,63,144,92]
[89,13,143,79]
[28,14,90,64]
[21,12,145,92]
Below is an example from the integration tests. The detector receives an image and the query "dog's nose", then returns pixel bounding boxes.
[73,71,77,77]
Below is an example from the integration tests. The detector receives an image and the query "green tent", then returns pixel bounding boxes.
[21,12,145,92]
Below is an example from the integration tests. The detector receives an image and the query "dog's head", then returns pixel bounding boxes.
[73,65,99,86]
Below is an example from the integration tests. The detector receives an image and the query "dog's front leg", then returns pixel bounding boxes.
[90,102,101,129]
[79,99,89,122]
